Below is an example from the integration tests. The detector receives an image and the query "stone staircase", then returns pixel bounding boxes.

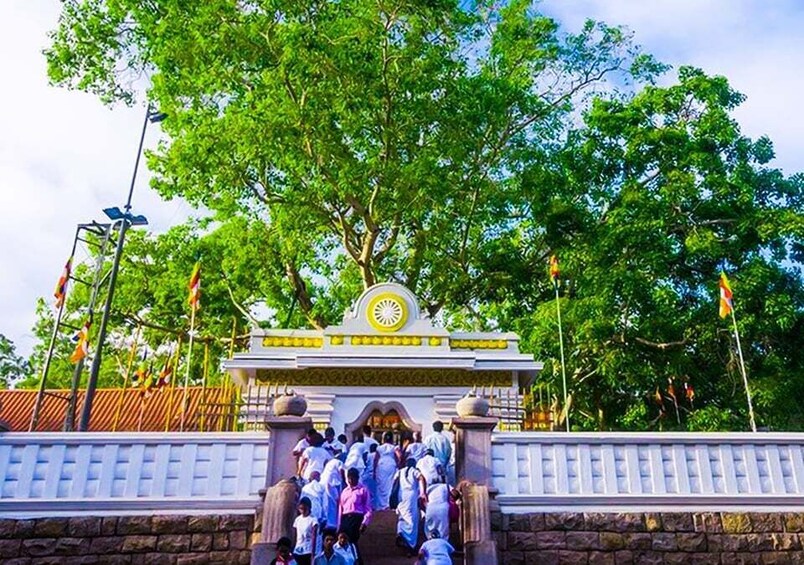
[357,509,462,565]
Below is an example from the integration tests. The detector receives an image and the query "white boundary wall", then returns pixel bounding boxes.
[0,432,269,517]
[491,432,804,513]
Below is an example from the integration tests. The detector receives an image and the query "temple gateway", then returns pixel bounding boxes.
[223,282,542,434]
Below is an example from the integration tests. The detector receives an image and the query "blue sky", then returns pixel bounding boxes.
[0,0,802,358]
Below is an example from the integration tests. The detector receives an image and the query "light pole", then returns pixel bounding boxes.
[77,104,164,431]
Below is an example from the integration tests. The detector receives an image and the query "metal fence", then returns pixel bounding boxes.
[488,387,558,432]
[197,383,288,432]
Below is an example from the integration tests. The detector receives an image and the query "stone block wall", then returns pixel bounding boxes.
[491,511,804,565]
[0,513,256,565]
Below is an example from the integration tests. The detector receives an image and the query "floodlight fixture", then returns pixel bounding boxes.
[103,207,124,221]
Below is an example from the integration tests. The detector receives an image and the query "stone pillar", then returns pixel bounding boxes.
[251,479,299,565]
[452,416,497,488]
[460,483,498,565]
[263,415,312,486]
[452,415,499,565]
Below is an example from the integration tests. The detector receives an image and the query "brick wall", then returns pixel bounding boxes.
[0,513,257,565]
[491,511,804,565]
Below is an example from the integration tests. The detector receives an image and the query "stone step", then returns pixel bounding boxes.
[361,553,463,564]
[366,508,399,532]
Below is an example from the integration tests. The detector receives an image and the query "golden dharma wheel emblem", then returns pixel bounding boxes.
[366,292,408,332]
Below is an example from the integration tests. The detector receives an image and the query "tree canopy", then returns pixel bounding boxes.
[32,0,803,431]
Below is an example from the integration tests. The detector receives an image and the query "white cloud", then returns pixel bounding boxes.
[540,0,804,172]
[0,0,801,359]
[0,1,191,358]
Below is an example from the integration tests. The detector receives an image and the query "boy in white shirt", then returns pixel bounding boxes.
[293,497,318,565]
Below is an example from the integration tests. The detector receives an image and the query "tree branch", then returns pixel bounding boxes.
[284,259,327,329]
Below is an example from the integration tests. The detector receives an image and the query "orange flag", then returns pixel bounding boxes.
[549,255,560,283]
[188,262,201,311]
[54,257,72,308]
[69,320,91,363]
[719,272,733,318]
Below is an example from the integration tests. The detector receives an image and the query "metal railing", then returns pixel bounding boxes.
[197,383,288,432]
[488,387,558,432]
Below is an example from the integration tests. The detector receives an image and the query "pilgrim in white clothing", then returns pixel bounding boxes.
[320,458,344,528]
[418,536,455,565]
[416,451,443,486]
[300,445,332,482]
[424,483,450,540]
[395,459,425,551]
[374,440,398,509]
[300,474,327,527]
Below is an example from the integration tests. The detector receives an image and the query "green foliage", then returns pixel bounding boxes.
[46,0,659,325]
[496,68,804,431]
[39,1,804,430]
[0,334,30,388]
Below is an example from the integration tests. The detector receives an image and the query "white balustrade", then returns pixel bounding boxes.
[0,432,269,517]
[491,432,804,512]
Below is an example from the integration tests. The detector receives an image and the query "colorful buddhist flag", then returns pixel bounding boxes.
[666,378,677,402]
[684,381,695,404]
[156,358,172,390]
[69,320,91,363]
[653,386,664,407]
[131,353,148,387]
[719,272,733,319]
[188,262,201,311]
[549,255,560,283]
[132,354,155,398]
[54,257,72,308]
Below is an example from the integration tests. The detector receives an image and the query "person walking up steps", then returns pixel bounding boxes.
[300,435,333,482]
[338,467,372,565]
[416,530,455,565]
[374,431,398,509]
[321,457,344,528]
[394,457,426,557]
[423,482,450,541]
[423,421,452,480]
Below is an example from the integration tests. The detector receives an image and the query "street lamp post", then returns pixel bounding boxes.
[77,104,163,431]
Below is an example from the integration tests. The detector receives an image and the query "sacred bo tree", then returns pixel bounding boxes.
[35,0,803,431]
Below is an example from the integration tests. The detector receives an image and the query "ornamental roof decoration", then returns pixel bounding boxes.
[222,282,541,386]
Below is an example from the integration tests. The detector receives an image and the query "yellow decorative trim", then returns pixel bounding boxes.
[429,337,442,346]
[450,339,508,350]
[347,335,428,346]
[256,368,510,387]
[330,336,344,346]
[262,336,323,348]
[366,292,408,332]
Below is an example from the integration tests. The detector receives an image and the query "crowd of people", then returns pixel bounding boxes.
[270,421,459,565]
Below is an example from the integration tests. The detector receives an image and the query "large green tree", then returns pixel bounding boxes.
[47,0,660,326]
[478,68,804,431]
[37,1,804,430]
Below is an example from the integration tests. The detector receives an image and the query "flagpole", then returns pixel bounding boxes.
[180,306,197,431]
[730,309,757,432]
[199,342,210,432]
[164,336,183,432]
[112,325,141,431]
[554,281,570,432]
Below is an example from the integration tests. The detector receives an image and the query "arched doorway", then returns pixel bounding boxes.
[344,401,421,444]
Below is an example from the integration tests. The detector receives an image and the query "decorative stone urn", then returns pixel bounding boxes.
[272,392,307,417]
[456,392,490,418]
